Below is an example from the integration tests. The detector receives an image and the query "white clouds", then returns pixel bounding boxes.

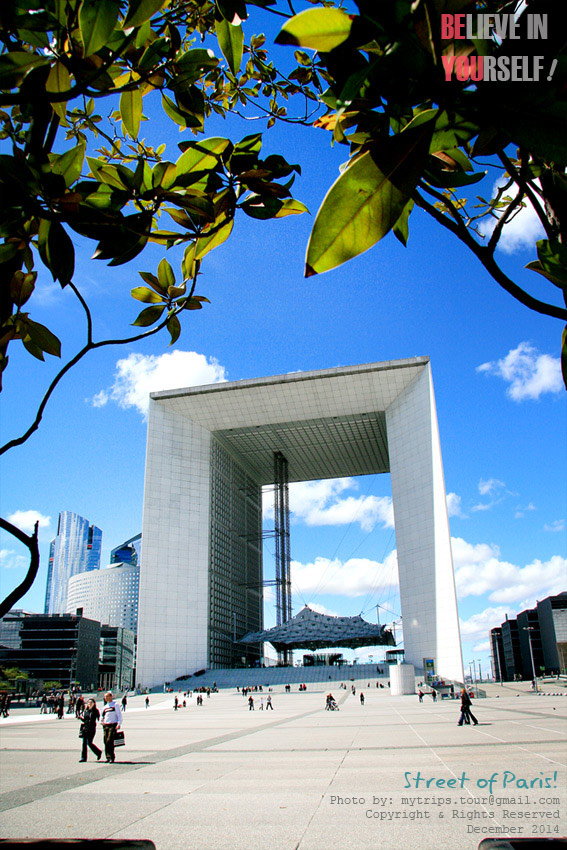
[478,478,505,497]
[264,478,394,532]
[544,519,566,533]
[0,548,29,570]
[472,478,508,513]
[459,607,509,642]
[447,492,466,518]
[291,550,399,598]
[92,350,227,417]
[483,179,545,254]
[452,536,566,606]
[477,342,563,401]
[6,510,51,534]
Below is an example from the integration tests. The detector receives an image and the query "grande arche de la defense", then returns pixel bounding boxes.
[136,357,464,688]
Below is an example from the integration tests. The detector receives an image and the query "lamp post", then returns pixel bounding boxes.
[523,627,538,693]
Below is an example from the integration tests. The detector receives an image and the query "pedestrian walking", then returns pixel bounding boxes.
[145,696,150,709]
[248,695,254,710]
[457,688,478,726]
[418,689,424,702]
[360,692,365,705]
[266,695,273,710]
[259,697,264,710]
[121,694,128,712]
[101,691,123,763]
[431,689,437,702]
[78,698,102,762]
[57,694,65,719]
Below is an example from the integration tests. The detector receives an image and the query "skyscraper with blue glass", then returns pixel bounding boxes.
[44,511,102,615]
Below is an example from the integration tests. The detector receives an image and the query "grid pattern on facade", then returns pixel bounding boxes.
[208,439,262,668]
[213,412,389,485]
[66,563,139,634]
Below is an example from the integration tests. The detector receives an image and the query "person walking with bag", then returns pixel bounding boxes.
[457,688,478,726]
[101,691,122,763]
[79,698,102,762]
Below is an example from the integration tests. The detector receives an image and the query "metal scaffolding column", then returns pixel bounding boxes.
[273,451,292,665]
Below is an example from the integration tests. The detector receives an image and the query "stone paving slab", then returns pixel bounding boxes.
[0,689,565,850]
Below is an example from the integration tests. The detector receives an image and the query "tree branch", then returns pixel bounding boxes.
[0,519,39,619]
[413,189,567,321]
[498,151,554,240]
[0,307,185,457]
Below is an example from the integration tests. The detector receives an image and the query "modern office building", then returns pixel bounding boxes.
[137,358,464,687]
[66,562,139,634]
[0,609,33,649]
[537,593,567,673]
[500,617,522,681]
[99,625,135,692]
[1,613,101,689]
[44,511,102,615]
[517,608,545,680]
[489,626,506,682]
[110,533,141,566]
[490,594,567,680]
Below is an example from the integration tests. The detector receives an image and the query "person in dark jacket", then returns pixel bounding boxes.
[79,698,102,762]
[458,688,478,726]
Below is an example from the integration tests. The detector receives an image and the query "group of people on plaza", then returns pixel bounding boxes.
[417,688,437,702]
[77,691,123,762]
[247,694,273,709]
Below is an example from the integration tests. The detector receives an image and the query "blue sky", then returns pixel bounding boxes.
[0,6,565,679]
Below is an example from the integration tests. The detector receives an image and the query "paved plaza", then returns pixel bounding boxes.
[0,685,566,849]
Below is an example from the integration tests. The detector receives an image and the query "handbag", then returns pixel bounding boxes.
[114,730,125,747]
[78,724,85,738]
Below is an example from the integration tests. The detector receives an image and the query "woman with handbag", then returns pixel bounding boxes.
[78,698,102,762]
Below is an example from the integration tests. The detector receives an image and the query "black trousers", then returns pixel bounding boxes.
[103,724,117,760]
[82,731,102,760]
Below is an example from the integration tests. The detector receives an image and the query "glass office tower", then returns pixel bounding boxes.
[44,511,102,615]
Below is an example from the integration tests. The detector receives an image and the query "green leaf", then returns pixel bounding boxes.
[273,198,309,218]
[166,314,181,345]
[79,0,121,57]
[120,88,143,138]
[157,258,176,288]
[125,0,170,28]
[24,318,62,357]
[217,0,247,24]
[131,286,165,303]
[132,304,166,326]
[525,240,567,288]
[162,93,193,129]
[305,124,432,276]
[37,219,75,286]
[216,18,244,75]
[392,199,414,247]
[176,138,230,175]
[138,271,167,294]
[10,271,37,308]
[275,8,353,53]
[49,143,86,187]
[0,52,50,89]
[195,219,234,259]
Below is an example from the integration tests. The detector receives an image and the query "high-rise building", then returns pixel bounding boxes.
[99,625,135,692]
[44,511,102,615]
[110,533,141,566]
[66,562,140,634]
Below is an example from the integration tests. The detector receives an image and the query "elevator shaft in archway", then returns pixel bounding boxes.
[273,451,292,664]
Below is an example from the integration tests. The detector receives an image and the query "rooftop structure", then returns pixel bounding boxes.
[241,606,395,652]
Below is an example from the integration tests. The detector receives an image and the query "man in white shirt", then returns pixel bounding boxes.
[101,691,122,763]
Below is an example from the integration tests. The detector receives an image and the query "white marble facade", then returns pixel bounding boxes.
[136,358,464,687]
